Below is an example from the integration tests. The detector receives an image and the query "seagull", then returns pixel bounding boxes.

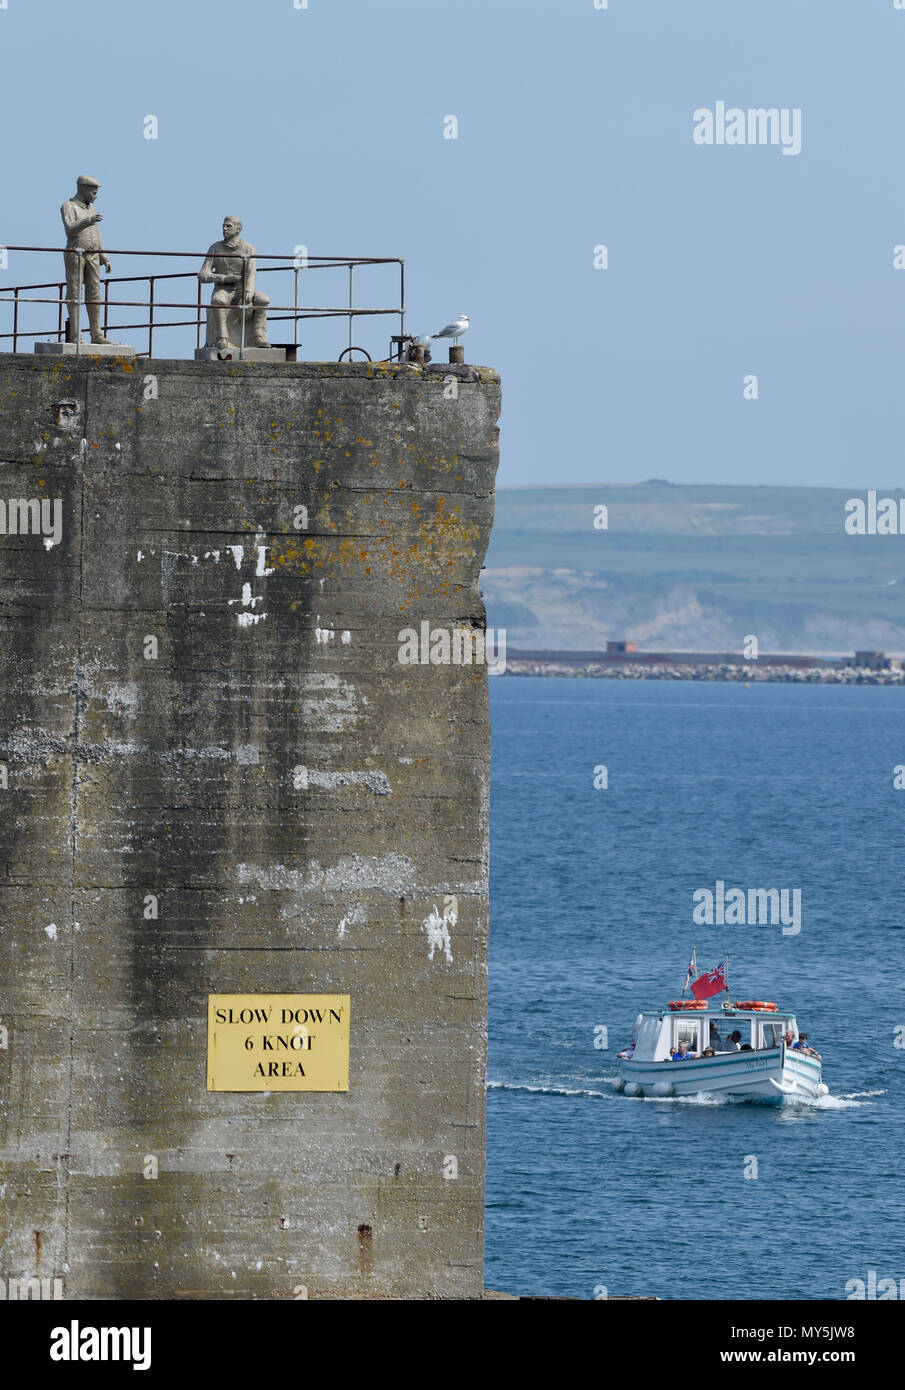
[432,315,469,343]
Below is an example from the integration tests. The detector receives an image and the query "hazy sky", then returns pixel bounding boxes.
[1,0,903,489]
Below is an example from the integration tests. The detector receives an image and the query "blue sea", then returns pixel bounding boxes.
[485,677,904,1301]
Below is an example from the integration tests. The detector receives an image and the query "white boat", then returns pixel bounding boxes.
[614,998,828,1103]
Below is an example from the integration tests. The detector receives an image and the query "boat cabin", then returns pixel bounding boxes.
[631,1006,798,1061]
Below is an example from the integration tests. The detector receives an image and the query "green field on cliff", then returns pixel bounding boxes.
[482,483,905,654]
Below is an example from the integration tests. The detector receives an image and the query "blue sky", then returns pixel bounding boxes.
[1,0,903,488]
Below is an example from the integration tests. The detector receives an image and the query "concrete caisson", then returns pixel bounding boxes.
[0,356,500,1299]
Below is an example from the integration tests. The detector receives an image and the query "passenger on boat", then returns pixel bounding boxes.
[793,1033,820,1057]
[702,1046,715,1057]
[722,1030,742,1051]
[617,1042,635,1059]
[783,1030,795,1047]
[709,1022,722,1048]
[670,1042,693,1061]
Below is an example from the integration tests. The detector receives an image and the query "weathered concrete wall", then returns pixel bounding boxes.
[0,355,499,1299]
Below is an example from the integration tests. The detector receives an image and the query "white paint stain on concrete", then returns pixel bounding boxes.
[421,904,454,964]
[228,583,262,609]
[237,853,415,894]
[307,770,391,795]
[256,546,273,577]
[337,904,366,939]
[44,923,58,941]
[341,630,351,644]
[235,745,260,765]
[230,582,266,627]
[228,545,244,570]
[299,673,361,731]
[105,682,141,717]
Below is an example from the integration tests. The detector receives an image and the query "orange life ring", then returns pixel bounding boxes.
[734,1000,777,1012]
[667,1000,707,1011]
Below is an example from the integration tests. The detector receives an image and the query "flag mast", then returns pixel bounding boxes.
[682,947,697,997]
[724,953,730,1007]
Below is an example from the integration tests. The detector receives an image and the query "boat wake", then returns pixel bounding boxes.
[488,1080,885,1109]
[626,1087,885,1109]
[487,1080,610,1100]
[808,1088,885,1109]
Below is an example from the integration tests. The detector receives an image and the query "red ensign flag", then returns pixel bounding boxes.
[691,962,726,1000]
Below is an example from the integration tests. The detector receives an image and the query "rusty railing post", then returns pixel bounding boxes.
[148,276,155,358]
[75,248,83,356]
[348,263,354,355]
[239,256,248,360]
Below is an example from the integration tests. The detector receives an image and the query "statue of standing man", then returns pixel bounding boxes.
[199,216,270,350]
[61,175,114,345]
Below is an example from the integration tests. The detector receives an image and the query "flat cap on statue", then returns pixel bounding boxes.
[76,175,101,188]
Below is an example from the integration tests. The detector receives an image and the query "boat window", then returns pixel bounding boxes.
[673,1020,701,1052]
[761,1021,783,1048]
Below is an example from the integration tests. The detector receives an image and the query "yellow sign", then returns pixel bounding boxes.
[207,994,350,1092]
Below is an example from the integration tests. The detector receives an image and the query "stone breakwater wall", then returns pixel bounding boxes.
[0,355,500,1299]
[506,661,904,686]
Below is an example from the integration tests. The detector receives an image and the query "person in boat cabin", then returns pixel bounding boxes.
[722,1030,742,1051]
[709,1021,722,1049]
[783,1029,795,1047]
[702,1047,715,1057]
[670,1042,694,1061]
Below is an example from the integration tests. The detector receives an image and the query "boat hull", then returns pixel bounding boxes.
[615,1045,825,1102]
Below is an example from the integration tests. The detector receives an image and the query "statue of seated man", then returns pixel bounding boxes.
[199,215,270,350]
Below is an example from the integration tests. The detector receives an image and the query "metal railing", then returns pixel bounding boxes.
[0,246,406,360]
